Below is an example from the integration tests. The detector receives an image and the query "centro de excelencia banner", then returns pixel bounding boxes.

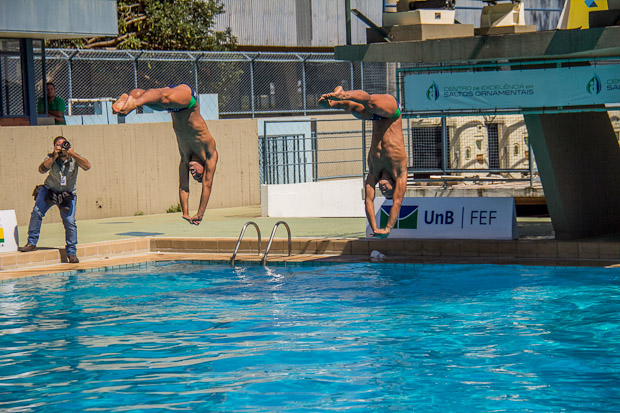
[403,64,620,112]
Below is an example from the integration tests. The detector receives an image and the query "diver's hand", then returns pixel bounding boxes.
[189,214,203,225]
[371,228,390,239]
[318,96,331,109]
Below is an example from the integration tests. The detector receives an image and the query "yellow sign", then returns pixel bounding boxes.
[0,227,4,243]
[558,0,609,29]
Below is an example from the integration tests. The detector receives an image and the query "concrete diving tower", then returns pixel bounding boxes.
[336,26,620,240]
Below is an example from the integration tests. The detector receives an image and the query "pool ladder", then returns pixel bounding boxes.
[230,221,291,266]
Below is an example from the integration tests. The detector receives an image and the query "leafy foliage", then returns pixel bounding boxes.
[47,0,236,51]
[166,203,182,213]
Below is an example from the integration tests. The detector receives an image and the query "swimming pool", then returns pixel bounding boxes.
[1,262,619,412]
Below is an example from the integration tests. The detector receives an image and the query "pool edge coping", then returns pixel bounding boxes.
[2,236,620,279]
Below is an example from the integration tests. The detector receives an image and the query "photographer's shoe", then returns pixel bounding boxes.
[68,255,80,264]
[21,243,36,252]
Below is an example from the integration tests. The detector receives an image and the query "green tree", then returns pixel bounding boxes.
[47,0,236,51]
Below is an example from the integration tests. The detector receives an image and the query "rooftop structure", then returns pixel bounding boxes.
[0,0,117,125]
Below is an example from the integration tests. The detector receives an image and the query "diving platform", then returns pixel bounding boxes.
[337,26,620,240]
[335,26,620,64]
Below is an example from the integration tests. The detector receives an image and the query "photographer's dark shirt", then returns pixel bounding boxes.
[44,156,79,193]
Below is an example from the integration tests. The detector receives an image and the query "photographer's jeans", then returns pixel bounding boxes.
[27,187,78,256]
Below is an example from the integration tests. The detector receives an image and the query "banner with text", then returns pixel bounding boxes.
[403,64,620,112]
[367,197,518,240]
[0,210,19,253]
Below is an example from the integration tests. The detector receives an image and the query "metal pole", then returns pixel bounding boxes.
[345,0,352,45]
[250,56,255,118]
[301,56,307,115]
[311,119,318,182]
[0,56,4,116]
[350,61,354,91]
[133,52,142,89]
[41,42,47,117]
[262,121,268,184]
[360,61,364,90]
[194,55,200,95]
[441,116,448,174]
[362,120,367,175]
[528,138,534,188]
[20,39,37,125]
[67,51,78,111]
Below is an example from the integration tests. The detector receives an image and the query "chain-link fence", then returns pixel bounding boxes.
[2,47,541,184]
[37,49,392,118]
[0,39,29,117]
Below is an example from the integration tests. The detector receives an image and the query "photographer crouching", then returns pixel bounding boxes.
[21,136,91,263]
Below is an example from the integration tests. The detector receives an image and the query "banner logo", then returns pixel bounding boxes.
[380,205,418,229]
[426,81,439,101]
[0,227,4,244]
[586,74,602,95]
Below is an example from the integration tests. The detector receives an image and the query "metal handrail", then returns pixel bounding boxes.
[230,221,261,266]
[261,221,291,265]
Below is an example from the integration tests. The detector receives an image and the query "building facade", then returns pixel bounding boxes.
[214,0,564,50]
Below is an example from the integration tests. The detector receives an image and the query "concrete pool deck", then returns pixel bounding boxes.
[3,205,620,278]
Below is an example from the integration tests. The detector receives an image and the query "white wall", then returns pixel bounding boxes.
[261,178,365,218]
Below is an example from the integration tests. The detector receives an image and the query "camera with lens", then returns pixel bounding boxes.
[61,140,71,150]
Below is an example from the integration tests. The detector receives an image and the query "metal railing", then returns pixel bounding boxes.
[259,118,365,184]
[67,98,115,116]
[259,116,538,185]
[262,221,292,265]
[230,221,262,266]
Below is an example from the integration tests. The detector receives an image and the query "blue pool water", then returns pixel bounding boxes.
[1,262,619,412]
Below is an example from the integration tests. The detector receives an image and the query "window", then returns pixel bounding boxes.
[411,126,449,169]
[486,123,499,169]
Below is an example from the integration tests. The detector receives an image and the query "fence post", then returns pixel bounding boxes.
[193,53,201,95]
[41,42,47,116]
[0,56,5,116]
[132,51,144,89]
[262,121,268,184]
[360,61,364,90]
[311,119,317,182]
[441,116,448,175]
[300,54,307,116]
[528,137,534,188]
[362,119,367,175]
[350,61,354,91]
[68,50,78,103]
[248,54,255,118]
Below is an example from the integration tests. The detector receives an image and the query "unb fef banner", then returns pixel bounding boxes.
[368,197,518,239]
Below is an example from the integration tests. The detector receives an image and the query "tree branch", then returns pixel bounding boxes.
[83,33,132,49]
[124,14,147,26]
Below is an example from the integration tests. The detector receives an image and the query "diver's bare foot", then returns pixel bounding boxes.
[112,93,137,115]
[334,85,344,94]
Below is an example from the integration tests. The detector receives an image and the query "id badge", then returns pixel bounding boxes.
[60,176,67,186]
